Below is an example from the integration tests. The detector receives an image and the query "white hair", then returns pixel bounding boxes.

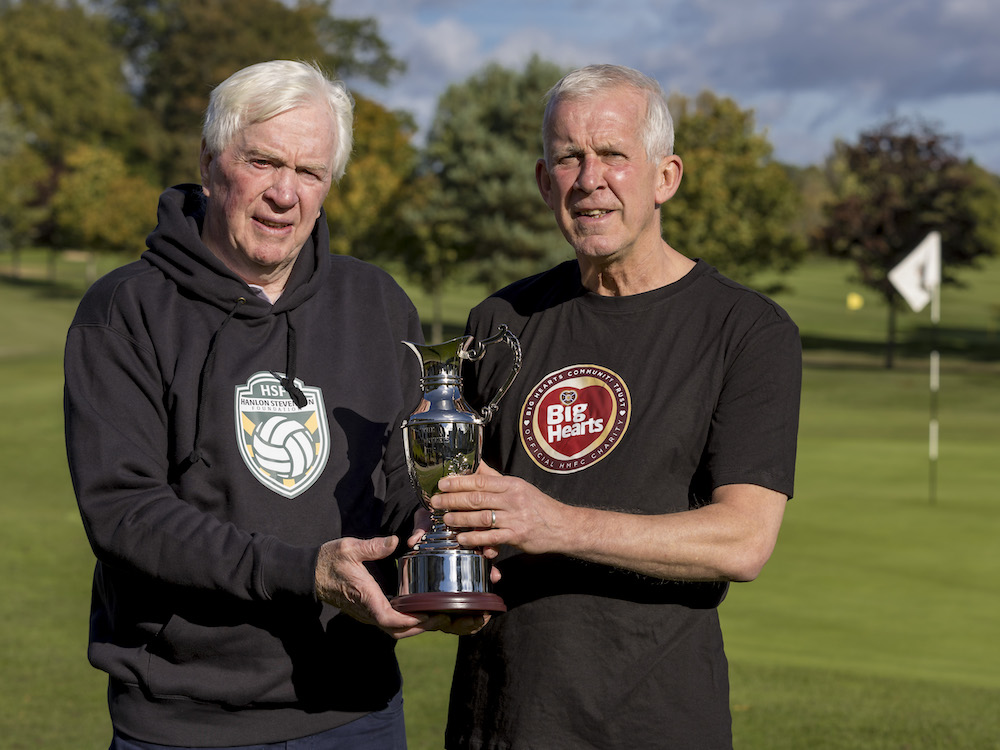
[542,64,675,164]
[202,60,354,180]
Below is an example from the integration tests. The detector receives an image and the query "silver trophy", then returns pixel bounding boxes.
[392,325,521,615]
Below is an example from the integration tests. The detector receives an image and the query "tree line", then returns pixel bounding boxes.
[2,0,999,348]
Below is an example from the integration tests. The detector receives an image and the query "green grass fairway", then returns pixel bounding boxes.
[2,251,998,749]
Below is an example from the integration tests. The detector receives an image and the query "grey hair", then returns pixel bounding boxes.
[542,64,674,164]
[202,60,354,181]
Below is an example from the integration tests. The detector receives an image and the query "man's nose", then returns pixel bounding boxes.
[266,168,298,207]
[574,156,604,192]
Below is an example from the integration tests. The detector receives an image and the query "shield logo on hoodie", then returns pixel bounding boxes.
[235,372,330,498]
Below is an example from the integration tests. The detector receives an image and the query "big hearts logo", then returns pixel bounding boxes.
[519,365,631,474]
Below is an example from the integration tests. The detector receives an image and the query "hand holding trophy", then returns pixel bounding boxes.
[392,325,521,615]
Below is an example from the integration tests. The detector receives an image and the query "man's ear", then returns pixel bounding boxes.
[535,158,556,210]
[199,140,213,195]
[655,154,683,206]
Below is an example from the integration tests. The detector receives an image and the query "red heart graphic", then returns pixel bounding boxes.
[536,386,613,458]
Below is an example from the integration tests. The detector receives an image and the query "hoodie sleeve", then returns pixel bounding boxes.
[379,302,424,542]
[64,286,317,603]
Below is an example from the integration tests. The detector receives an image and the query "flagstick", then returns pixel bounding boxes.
[888,230,942,506]
[929,282,941,505]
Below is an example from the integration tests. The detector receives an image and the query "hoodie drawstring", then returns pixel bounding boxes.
[181,301,308,472]
[182,297,246,470]
[279,318,308,408]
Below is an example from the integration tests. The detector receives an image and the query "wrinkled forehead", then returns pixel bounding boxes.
[544,89,647,153]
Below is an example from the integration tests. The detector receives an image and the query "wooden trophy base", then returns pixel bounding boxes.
[391,591,506,615]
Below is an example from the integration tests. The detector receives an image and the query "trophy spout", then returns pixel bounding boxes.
[401,339,424,369]
[402,336,473,385]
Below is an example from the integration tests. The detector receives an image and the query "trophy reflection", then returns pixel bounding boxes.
[392,325,521,615]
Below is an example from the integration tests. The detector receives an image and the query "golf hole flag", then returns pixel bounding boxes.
[888,231,941,312]
[888,230,944,504]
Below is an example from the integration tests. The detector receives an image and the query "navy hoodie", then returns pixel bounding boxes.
[64,185,423,745]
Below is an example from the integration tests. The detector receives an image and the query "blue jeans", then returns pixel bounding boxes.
[110,691,407,750]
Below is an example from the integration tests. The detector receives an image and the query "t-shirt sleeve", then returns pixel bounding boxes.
[703,302,802,499]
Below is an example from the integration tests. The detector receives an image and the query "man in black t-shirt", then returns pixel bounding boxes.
[432,64,802,750]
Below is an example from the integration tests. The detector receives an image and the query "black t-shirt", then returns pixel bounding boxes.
[445,260,801,750]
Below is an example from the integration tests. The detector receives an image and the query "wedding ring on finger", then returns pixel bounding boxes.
[490,509,497,529]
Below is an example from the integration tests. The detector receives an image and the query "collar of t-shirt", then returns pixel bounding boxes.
[247,283,279,304]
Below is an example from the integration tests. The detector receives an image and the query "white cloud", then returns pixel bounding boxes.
[402,17,484,79]
[338,0,1000,171]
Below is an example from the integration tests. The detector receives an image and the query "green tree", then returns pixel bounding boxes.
[665,91,805,287]
[324,95,418,258]
[0,0,137,158]
[396,172,465,341]
[0,102,49,262]
[785,164,833,248]
[814,117,1000,367]
[50,143,160,268]
[408,56,567,305]
[0,0,144,269]
[100,0,404,185]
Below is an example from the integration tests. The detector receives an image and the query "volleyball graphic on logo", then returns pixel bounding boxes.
[251,416,317,478]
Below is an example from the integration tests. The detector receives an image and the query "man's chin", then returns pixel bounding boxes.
[571,242,623,262]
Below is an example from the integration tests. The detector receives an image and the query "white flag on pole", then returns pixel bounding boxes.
[888,231,942,313]
[887,231,944,504]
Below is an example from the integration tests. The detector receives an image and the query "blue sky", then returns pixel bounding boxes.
[343,0,1000,172]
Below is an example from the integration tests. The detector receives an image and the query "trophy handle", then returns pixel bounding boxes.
[463,324,522,423]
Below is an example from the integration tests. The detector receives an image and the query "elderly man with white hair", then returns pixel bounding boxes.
[65,60,458,750]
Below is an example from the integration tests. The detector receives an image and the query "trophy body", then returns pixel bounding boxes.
[393,326,521,615]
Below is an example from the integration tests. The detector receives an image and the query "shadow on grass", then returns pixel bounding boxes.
[802,328,1000,368]
[1,273,93,301]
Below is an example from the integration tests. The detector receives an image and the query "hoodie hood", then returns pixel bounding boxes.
[143,185,325,463]
[142,184,331,318]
